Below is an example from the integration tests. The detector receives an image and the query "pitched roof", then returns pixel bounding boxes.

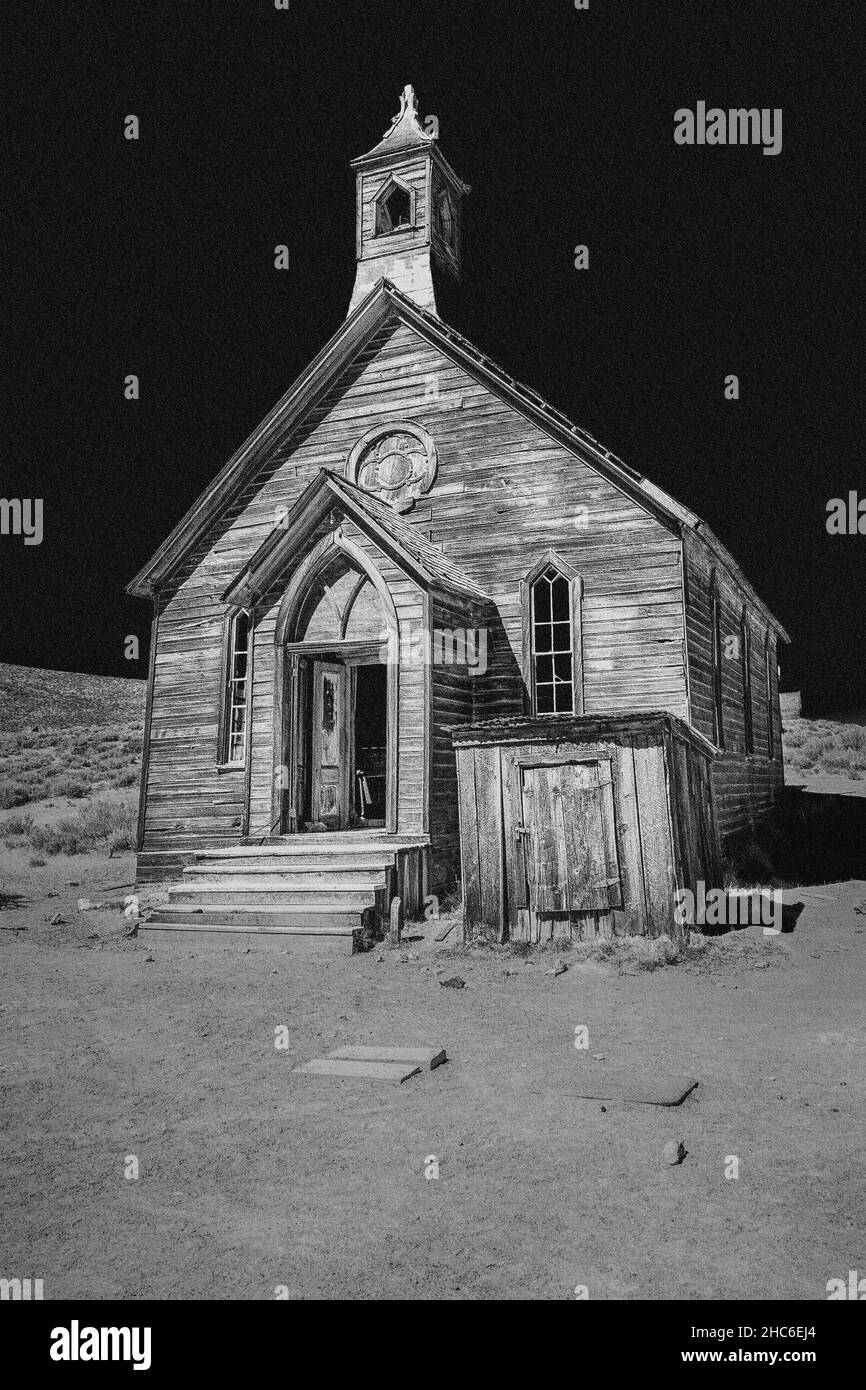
[221,468,492,608]
[126,279,788,640]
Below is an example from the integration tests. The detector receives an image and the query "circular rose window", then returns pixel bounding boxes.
[346,422,437,512]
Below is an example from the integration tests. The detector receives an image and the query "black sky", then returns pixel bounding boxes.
[7,0,863,712]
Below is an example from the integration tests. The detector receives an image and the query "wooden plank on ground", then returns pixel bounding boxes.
[293,1059,422,1084]
[572,1072,699,1106]
[325,1045,446,1070]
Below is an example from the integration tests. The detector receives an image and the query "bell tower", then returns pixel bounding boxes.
[348,85,470,317]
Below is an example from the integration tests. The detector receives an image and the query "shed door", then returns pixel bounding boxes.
[520,760,622,912]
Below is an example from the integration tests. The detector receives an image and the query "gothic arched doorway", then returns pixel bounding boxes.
[274,538,397,834]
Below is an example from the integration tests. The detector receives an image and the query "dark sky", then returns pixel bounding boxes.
[7,0,863,713]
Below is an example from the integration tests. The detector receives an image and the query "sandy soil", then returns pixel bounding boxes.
[1,847,864,1301]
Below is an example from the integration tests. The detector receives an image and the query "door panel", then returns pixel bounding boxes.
[311,661,348,828]
[519,760,621,913]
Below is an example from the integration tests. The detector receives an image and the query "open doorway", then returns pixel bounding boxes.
[289,652,391,833]
[278,547,396,835]
[353,664,387,826]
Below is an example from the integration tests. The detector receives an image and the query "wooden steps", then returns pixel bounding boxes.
[140,837,427,952]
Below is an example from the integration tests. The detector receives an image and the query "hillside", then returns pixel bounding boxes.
[0,663,145,733]
[0,664,145,813]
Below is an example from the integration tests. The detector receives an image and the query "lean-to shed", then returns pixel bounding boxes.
[452,712,723,944]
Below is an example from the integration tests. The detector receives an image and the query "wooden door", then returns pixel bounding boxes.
[519,760,622,913]
[311,661,349,828]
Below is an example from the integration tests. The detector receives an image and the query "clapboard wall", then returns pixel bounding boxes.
[138,314,696,879]
[683,529,784,839]
[453,714,723,944]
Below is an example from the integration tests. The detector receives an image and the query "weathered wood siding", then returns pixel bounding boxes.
[683,529,783,839]
[454,716,721,944]
[249,516,427,839]
[138,316,689,877]
[427,592,494,893]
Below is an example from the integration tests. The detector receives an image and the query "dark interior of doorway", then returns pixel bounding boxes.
[354,664,387,826]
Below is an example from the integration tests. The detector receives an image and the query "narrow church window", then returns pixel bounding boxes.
[711,576,725,749]
[221,610,250,765]
[532,566,575,715]
[765,631,775,758]
[375,184,412,235]
[741,609,754,755]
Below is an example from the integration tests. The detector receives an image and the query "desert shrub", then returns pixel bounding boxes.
[107,825,136,855]
[630,935,682,971]
[784,718,866,776]
[53,777,89,799]
[0,782,36,809]
[111,769,139,788]
[27,797,136,856]
[0,811,35,836]
[29,820,87,855]
[29,855,46,867]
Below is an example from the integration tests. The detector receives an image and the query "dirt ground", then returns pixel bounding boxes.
[1,836,864,1300]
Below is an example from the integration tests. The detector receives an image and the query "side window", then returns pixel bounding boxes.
[522,554,584,717]
[765,631,775,758]
[741,609,754,755]
[711,575,725,749]
[220,610,250,765]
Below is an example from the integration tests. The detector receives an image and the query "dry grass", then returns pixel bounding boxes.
[0,798,137,857]
[0,723,143,808]
[783,717,866,779]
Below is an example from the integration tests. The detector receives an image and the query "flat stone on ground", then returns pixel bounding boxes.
[325,1044,446,1070]
[294,1058,422,1084]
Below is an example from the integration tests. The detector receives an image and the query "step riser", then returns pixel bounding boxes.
[189,857,398,873]
[168,889,378,907]
[183,867,389,885]
[149,909,365,930]
[140,925,358,954]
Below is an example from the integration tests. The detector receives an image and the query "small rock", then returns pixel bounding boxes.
[46,891,59,899]
[600,1105,607,1113]
[753,961,770,970]
[439,975,466,989]
[144,954,154,964]
[504,968,520,977]
[87,932,99,940]
[663,1140,686,1165]
[592,1053,606,1061]
[376,953,385,963]
[546,961,568,977]
[48,914,66,926]
[65,880,80,887]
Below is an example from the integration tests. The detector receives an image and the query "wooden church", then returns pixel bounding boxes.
[129,85,788,949]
